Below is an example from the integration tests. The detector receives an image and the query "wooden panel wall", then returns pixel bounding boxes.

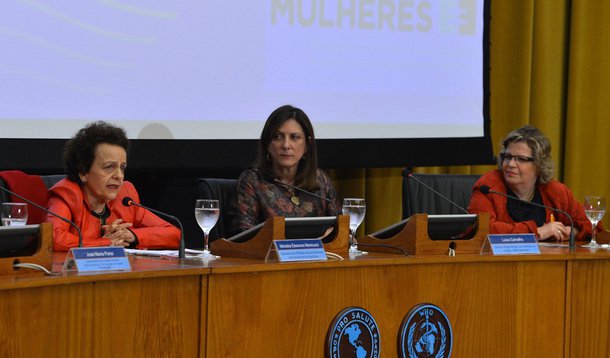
[570,259,610,358]
[0,275,201,358]
[0,283,93,356]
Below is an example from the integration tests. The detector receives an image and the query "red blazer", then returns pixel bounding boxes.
[468,170,594,240]
[47,178,180,251]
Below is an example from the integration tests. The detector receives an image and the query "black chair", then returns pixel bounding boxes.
[0,178,9,206]
[40,175,66,190]
[196,178,238,241]
[402,173,481,219]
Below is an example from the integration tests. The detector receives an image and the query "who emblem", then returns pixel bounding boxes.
[398,303,452,358]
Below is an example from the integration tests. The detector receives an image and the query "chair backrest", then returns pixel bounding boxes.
[402,173,481,219]
[0,178,8,206]
[40,175,66,190]
[196,178,238,241]
[0,171,66,225]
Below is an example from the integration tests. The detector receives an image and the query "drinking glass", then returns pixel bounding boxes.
[342,198,367,255]
[582,196,606,248]
[1,203,28,226]
[195,199,220,259]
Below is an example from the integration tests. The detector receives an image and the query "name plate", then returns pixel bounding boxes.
[274,239,327,262]
[487,234,540,255]
[63,247,131,272]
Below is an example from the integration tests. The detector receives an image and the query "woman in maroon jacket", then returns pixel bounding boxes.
[468,125,595,242]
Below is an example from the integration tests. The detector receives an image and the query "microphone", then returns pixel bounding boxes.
[0,185,84,247]
[272,178,338,214]
[479,185,575,249]
[122,197,185,259]
[401,168,469,214]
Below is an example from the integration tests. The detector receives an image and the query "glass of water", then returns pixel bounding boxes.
[582,196,606,248]
[1,202,28,226]
[342,198,367,255]
[195,199,220,259]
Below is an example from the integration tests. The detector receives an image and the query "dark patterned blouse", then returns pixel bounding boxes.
[230,169,340,232]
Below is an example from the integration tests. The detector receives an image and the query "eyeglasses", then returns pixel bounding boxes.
[500,153,535,164]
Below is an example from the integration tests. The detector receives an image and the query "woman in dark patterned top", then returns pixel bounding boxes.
[231,105,340,233]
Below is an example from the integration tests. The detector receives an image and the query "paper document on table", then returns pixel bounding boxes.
[125,248,206,257]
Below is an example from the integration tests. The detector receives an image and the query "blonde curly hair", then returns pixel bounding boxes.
[497,125,554,184]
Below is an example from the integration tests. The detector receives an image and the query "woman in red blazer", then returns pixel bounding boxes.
[468,125,595,242]
[46,121,180,251]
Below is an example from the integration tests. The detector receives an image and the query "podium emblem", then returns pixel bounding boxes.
[325,306,380,358]
[398,303,452,358]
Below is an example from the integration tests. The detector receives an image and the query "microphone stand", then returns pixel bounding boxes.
[122,197,185,259]
[401,168,469,214]
[272,179,338,214]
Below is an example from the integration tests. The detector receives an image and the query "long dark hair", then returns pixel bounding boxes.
[253,105,319,190]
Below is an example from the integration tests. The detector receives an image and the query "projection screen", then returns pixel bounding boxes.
[0,0,493,169]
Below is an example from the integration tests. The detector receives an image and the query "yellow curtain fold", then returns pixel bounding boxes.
[565,0,610,200]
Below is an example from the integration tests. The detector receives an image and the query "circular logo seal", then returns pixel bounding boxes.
[325,306,380,358]
[398,303,452,358]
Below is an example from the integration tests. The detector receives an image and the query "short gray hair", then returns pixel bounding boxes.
[497,125,554,184]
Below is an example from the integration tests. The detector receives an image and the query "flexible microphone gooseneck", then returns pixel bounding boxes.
[401,168,469,214]
[121,197,185,259]
[479,185,575,249]
[0,185,83,247]
[272,178,338,214]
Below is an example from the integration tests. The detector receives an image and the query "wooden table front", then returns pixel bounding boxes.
[2,248,610,357]
[0,254,208,357]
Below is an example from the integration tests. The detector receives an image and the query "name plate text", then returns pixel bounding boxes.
[487,234,540,255]
[274,239,327,262]
[63,246,131,272]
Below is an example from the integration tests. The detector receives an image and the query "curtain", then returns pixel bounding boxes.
[565,1,610,203]
[330,0,610,234]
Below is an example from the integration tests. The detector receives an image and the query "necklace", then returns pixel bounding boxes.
[291,195,300,206]
[90,205,108,224]
[276,178,301,205]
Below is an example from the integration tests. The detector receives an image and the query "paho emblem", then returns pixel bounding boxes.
[398,303,452,358]
[325,306,380,358]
